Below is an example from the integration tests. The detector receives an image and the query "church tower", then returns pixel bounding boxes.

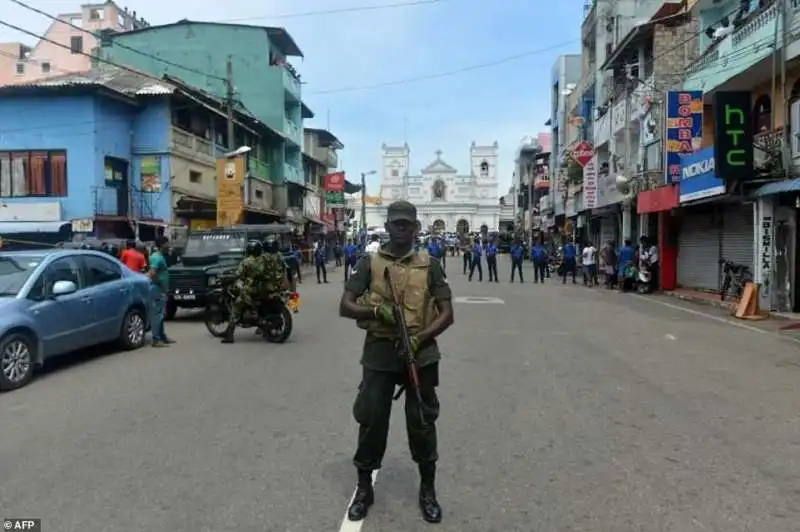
[469,141,499,204]
[381,143,410,202]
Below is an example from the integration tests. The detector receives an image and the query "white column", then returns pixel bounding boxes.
[621,201,632,243]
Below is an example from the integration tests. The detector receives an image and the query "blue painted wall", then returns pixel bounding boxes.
[0,93,172,222]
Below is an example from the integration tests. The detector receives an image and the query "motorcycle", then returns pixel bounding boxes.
[636,265,652,294]
[204,275,299,343]
[719,257,752,301]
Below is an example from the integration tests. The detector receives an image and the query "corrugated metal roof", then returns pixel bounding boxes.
[754,178,800,197]
[6,66,175,96]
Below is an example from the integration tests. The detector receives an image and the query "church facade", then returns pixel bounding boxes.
[362,142,502,233]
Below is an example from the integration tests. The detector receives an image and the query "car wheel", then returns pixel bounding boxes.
[119,308,146,350]
[0,332,36,391]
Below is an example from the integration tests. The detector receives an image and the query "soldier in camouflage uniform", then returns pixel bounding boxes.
[339,200,455,524]
[221,240,266,344]
[261,235,290,293]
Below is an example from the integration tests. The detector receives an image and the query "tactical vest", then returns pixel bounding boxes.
[357,251,438,337]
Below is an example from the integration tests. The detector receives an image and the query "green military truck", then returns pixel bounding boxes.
[165,223,295,320]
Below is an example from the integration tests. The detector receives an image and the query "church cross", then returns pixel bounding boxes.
[435,149,442,159]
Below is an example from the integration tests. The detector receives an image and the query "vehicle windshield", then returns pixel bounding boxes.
[0,254,44,296]
[184,233,245,255]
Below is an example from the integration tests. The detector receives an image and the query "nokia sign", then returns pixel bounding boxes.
[679,146,726,204]
[681,156,714,179]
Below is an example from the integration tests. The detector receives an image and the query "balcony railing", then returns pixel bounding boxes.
[284,118,301,145]
[283,162,302,183]
[754,127,785,176]
[248,157,271,182]
[282,67,301,99]
[171,126,214,161]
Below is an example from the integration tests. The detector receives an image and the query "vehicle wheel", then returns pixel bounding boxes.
[165,299,178,321]
[264,306,293,344]
[205,303,230,338]
[0,332,36,391]
[119,308,147,350]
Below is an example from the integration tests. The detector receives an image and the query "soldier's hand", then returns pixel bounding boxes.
[409,334,421,353]
[374,304,395,325]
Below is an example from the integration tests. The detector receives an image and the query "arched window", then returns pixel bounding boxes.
[753,94,771,133]
[479,161,489,177]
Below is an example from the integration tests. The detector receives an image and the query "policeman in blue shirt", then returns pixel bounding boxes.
[485,237,499,282]
[531,239,548,284]
[561,238,578,284]
[509,238,525,282]
[617,239,636,291]
[344,238,360,282]
[314,239,328,283]
[427,236,446,270]
[468,238,483,282]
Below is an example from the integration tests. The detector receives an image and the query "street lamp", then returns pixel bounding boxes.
[360,170,377,241]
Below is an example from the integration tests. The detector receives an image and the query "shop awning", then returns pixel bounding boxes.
[637,185,679,214]
[0,221,70,234]
[753,178,800,197]
[344,180,362,194]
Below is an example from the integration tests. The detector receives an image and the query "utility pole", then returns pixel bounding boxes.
[360,172,367,243]
[621,72,633,242]
[225,56,235,149]
[527,160,535,251]
[781,0,790,176]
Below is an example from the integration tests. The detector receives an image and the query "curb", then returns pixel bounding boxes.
[660,290,794,321]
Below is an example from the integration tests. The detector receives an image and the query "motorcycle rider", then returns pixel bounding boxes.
[262,235,291,293]
[221,239,267,344]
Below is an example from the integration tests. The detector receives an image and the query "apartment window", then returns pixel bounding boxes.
[0,151,69,198]
[70,17,82,28]
[391,169,398,177]
[41,62,50,74]
[70,36,83,54]
[89,8,104,20]
[255,189,264,199]
[15,63,24,75]
[189,171,202,184]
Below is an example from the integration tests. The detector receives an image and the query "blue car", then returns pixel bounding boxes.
[0,249,152,391]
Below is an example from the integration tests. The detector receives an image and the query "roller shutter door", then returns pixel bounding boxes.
[721,204,754,273]
[677,211,722,290]
[599,215,617,247]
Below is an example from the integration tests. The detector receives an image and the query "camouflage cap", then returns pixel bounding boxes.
[386,200,417,223]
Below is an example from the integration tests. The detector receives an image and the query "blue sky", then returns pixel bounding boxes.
[1,0,582,193]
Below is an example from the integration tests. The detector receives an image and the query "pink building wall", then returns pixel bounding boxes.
[0,1,148,86]
[537,132,552,154]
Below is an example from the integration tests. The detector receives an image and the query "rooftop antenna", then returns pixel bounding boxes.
[326,108,331,130]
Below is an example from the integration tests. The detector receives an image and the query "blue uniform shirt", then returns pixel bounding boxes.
[314,244,326,262]
[563,243,577,260]
[344,244,358,258]
[471,243,483,260]
[510,244,524,260]
[618,245,635,265]
[532,244,547,262]
[427,243,442,258]
[485,244,498,257]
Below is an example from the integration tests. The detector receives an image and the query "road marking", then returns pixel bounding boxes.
[338,469,379,532]
[664,333,676,340]
[453,296,505,304]
[634,295,800,345]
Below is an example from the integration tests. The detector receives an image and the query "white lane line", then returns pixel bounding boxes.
[338,469,379,532]
[634,295,800,345]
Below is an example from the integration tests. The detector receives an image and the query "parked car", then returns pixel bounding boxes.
[0,249,152,391]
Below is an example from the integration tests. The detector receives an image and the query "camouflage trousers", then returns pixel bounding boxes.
[229,292,255,323]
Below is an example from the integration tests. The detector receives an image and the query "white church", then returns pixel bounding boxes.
[360,142,502,233]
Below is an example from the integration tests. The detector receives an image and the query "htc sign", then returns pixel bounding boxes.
[713,91,753,180]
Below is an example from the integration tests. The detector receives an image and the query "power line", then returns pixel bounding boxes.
[6,0,226,82]
[217,0,446,22]
[308,39,580,95]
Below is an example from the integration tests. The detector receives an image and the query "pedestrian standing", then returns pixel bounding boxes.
[602,241,618,288]
[561,238,578,284]
[461,240,471,274]
[344,238,359,282]
[531,239,547,283]
[315,238,329,283]
[120,239,147,273]
[365,234,381,253]
[509,238,525,282]
[334,241,343,267]
[582,241,598,287]
[148,236,175,347]
[468,238,483,282]
[485,237,498,282]
[339,200,454,524]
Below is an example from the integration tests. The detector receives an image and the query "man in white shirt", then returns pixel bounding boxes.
[582,241,598,287]
[364,234,381,253]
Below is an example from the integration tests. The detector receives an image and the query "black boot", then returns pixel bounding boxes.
[220,324,235,344]
[418,462,442,523]
[347,469,374,521]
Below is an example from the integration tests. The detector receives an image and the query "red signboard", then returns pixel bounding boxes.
[571,141,594,167]
[324,171,345,192]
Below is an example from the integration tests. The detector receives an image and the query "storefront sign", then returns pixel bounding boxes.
[323,171,346,192]
[756,197,774,310]
[571,141,594,167]
[582,155,598,209]
[679,146,725,203]
[713,91,753,180]
[665,90,703,184]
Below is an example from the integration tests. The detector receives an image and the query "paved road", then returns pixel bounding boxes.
[2,257,800,532]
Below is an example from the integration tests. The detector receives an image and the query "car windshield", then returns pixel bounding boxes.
[184,233,245,255]
[0,254,43,296]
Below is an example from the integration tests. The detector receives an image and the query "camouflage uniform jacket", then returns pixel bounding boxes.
[259,252,287,293]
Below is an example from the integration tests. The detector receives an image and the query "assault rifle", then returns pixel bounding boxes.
[383,267,426,425]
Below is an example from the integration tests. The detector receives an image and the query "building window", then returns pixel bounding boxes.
[0,151,69,198]
[480,161,489,177]
[41,62,50,74]
[391,169,398,177]
[15,63,24,75]
[255,189,264,199]
[70,16,82,28]
[189,171,202,183]
[89,8,104,20]
[70,36,83,54]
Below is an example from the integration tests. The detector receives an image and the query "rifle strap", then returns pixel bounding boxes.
[393,386,405,400]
